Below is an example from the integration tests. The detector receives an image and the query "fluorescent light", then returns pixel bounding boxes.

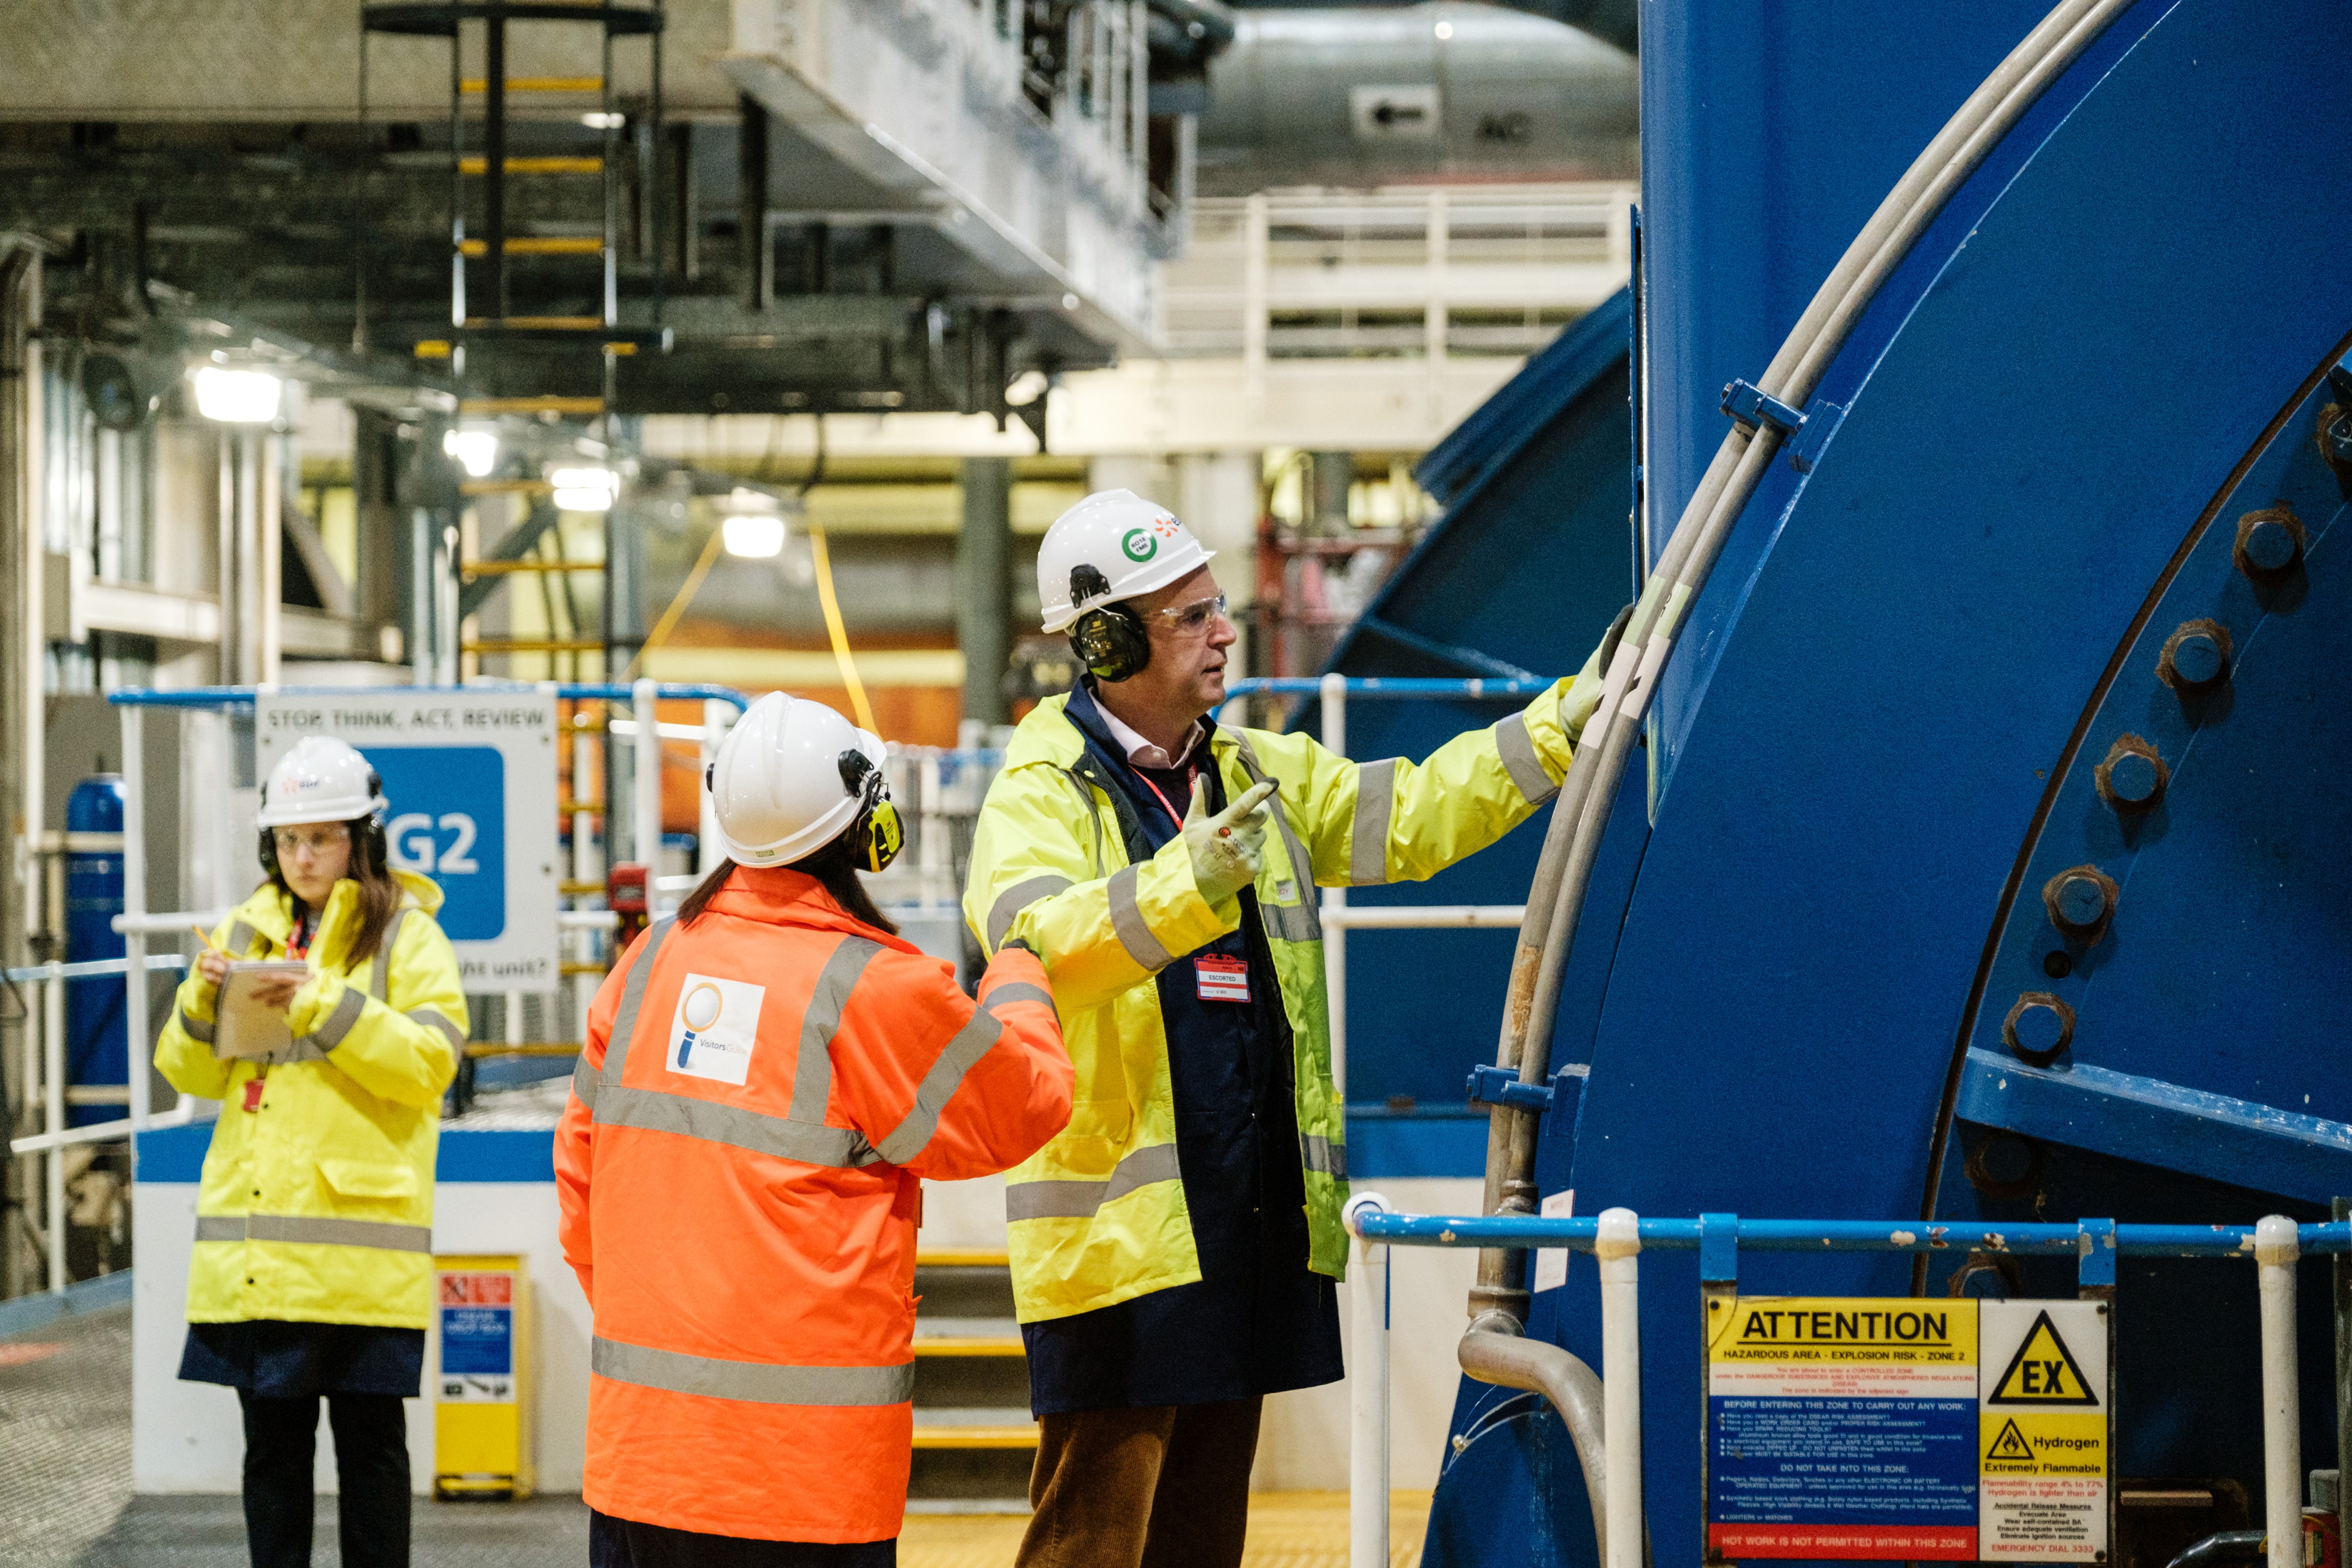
[723,513,787,558]
[550,466,619,511]
[580,111,626,130]
[1434,19,1454,37]
[191,366,282,424]
[442,427,499,478]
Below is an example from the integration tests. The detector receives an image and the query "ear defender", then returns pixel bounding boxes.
[836,750,905,874]
[1066,564,1151,683]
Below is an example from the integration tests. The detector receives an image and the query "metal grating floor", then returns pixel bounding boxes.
[0,1302,1427,1567]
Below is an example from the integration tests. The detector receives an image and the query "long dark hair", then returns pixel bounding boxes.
[676,835,899,936]
[264,817,403,964]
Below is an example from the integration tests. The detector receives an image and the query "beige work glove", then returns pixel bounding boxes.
[1181,777,1276,905]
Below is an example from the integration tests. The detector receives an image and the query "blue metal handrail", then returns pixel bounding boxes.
[1354,1209,2352,1258]
[105,681,751,713]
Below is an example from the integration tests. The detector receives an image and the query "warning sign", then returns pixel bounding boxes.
[1979,1301,2108,1562]
[1706,1297,1981,1560]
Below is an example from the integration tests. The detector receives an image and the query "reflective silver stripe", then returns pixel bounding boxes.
[1300,1134,1347,1179]
[592,1336,914,1408]
[980,981,1057,1021]
[1004,1141,1183,1222]
[193,1215,243,1243]
[1494,712,1558,806]
[224,921,257,957]
[793,936,883,1123]
[1230,735,1322,943]
[1057,768,1108,879]
[281,1037,333,1065]
[602,915,676,1087]
[239,1214,433,1253]
[1349,759,1399,886]
[369,907,410,1001]
[407,1006,465,1051]
[1107,865,1174,972]
[297,985,367,1055]
[570,1049,602,1112]
[179,1007,216,1045]
[988,875,1072,950]
[873,1011,1006,1166]
[593,1084,880,1169]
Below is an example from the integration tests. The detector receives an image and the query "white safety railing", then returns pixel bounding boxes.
[1345,1206,2342,1568]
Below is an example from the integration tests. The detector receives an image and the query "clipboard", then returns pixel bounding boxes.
[213,961,313,1061]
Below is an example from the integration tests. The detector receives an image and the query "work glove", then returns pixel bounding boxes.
[1182,777,1277,906]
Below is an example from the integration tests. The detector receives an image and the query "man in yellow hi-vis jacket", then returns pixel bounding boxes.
[964,489,1606,1568]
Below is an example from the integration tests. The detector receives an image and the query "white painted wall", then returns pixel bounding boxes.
[133,1181,593,1496]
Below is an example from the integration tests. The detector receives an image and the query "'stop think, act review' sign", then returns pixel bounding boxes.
[256,692,560,988]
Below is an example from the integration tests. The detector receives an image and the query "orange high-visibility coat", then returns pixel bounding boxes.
[555,867,1069,1544]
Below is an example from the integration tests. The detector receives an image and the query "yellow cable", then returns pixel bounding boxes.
[619,523,729,684]
[807,527,878,732]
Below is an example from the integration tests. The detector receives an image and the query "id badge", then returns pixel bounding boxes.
[1195,955,1251,1003]
[241,1075,266,1113]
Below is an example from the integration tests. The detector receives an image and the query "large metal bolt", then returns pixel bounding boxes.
[2157,617,2232,691]
[2094,733,2169,812]
[2002,992,2075,1067]
[2234,506,2306,577]
[2041,863,2118,939]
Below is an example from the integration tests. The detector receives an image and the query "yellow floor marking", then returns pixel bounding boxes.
[897,1490,1432,1568]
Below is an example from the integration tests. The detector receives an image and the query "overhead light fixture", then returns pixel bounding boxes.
[723,513,787,558]
[191,366,283,424]
[1434,18,1454,37]
[550,466,620,511]
[443,427,499,478]
[580,111,626,130]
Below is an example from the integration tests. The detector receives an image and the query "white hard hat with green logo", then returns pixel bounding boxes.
[1035,488,1216,633]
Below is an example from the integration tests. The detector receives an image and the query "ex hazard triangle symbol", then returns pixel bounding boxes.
[1987,1309,2099,1405]
[1986,1419,2036,1462]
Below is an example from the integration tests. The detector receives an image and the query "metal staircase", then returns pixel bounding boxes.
[910,1246,1039,1512]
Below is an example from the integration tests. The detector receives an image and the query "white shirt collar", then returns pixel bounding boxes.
[1094,698,1204,772]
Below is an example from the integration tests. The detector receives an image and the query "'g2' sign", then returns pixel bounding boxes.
[370,746,508,941]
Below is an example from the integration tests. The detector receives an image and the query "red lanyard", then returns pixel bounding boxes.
[1130,764,1191,831]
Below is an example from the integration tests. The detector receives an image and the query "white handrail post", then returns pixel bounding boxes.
[120,702,150,1141]
[2256,1214,2301,1568]
[1320,672,1348,1099]
[919,751,946,913]
[632,679,662,900]
[42,966,65,1293]
[1597,1207,1645,1568]
[698,699,727,875]
[1346,1192,1392,1568]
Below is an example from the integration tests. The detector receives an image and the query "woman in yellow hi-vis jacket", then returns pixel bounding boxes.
[155,735,465,1568]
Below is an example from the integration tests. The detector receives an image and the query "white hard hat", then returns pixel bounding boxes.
[256,736,387,828]
[1035,489,1216,634]
[707,692,887,867]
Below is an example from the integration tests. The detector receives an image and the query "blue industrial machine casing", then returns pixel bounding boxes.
[64,775,128,1127]
[1417,1,2352,1563]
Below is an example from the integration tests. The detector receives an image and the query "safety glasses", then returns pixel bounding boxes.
[271,824,350,859]
[1150,592,1229,638]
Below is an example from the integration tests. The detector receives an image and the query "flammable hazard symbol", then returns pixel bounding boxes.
[1986,1310,2098,1406]
[1986,1419,2036,1463]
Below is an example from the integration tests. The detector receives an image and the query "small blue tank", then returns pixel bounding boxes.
[64,775,127,1127]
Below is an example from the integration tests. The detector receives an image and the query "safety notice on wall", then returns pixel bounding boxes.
[1708,1297,1982,1560]
[1705,1295,2110,1563]
[1979,1301,2108,1561]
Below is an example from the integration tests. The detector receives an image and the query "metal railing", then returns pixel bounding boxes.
[1342,1202,2339,1568]
[4,954,192,1295]
[1220,672,1556,1096]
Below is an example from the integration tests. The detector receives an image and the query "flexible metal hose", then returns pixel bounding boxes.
[1468,0,2139,1335]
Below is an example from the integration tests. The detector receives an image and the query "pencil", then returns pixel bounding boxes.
[192,923,224,956]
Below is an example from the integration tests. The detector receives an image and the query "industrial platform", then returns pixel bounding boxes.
[0,1302,1430,1567]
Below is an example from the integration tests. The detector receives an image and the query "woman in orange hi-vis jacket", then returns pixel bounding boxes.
[556,693,1071,1566]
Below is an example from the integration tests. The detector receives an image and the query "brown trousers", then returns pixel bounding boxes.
[1014,1397,1263,1568]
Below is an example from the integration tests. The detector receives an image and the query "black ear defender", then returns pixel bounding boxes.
[835,750,905,874]
[1067,563,1152,683]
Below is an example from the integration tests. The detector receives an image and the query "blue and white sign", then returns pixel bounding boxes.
[256,691,559,987]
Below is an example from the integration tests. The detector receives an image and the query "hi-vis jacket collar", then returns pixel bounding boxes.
[694,865,926,955]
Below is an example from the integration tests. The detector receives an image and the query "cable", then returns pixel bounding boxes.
[618,521,728,684]
[807,527,878,733]
[1468,0,2137,1335]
